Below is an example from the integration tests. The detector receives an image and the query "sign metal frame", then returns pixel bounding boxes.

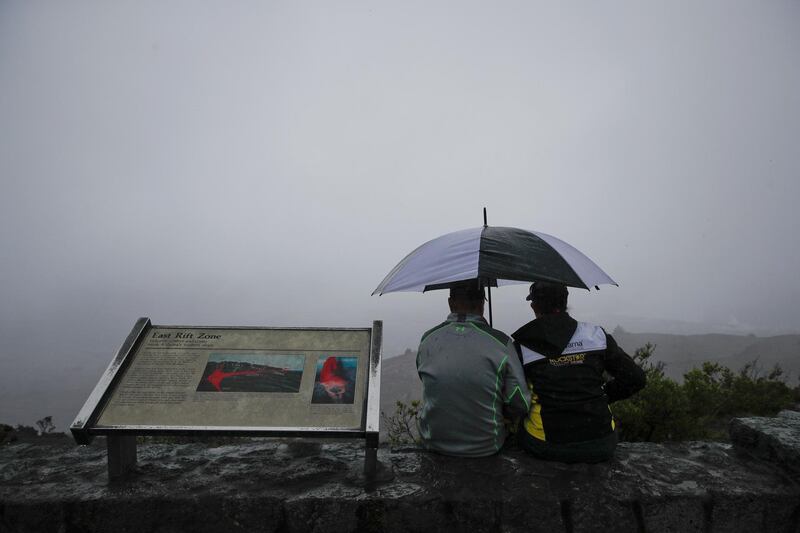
[71,317,382,479]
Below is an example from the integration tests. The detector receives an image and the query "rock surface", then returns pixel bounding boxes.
[1,432,799,533]
[730,410,800,477]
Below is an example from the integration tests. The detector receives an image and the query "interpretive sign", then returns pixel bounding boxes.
[71,318,382,479]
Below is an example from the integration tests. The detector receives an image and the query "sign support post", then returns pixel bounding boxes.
[364,320,382,477]
[107,435,137,480]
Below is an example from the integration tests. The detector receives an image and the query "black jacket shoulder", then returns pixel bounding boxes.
[512,313,578,357]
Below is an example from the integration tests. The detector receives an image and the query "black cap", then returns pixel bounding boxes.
[525,281,568,301]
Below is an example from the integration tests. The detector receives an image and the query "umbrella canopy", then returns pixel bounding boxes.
[372,226,616,295]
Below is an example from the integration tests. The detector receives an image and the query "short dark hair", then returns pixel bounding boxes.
[526,281,568,313]
[449,280,485,304]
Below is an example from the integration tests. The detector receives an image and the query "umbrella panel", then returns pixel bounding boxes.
[373,226,616,296]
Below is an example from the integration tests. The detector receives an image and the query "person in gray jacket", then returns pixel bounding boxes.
[416,281,530,457]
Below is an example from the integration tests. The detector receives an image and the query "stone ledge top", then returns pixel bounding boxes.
[0,439,796,500]
[1,435,799,533]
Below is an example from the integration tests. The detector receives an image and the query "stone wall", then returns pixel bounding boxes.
[1,412,799,532]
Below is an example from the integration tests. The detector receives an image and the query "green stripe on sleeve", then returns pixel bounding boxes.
[506,385,530,410]
[490,355,509,451]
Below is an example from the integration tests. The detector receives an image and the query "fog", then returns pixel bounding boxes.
[1,1,799,429]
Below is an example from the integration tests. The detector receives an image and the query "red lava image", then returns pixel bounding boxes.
[205,363,287,392]
[312,356,356,404]
[196,356,303,393]
[319,357,347,399]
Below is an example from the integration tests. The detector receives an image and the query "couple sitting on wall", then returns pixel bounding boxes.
[416,280,646,463]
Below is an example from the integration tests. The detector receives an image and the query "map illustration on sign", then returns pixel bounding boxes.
[312,356,357,404]
[196,354,305,393]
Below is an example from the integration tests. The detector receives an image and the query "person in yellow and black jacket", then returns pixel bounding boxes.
[512,281,646,463]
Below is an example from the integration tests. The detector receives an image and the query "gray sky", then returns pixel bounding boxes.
[1,1,799,427]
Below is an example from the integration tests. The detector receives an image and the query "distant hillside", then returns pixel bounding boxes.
[722,335,800,380]
[613,331,800,382]
[379,349,421,439]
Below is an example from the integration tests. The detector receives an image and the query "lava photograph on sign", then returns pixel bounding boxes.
[196,354,305,393]
[311,356,357,404]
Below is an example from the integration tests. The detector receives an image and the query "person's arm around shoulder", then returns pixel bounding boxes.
[501,339,531,417]
[602,333,646,403]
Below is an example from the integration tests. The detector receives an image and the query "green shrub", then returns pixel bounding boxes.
[613,344,695,441]
[0,424,15,444]
[614,345,796,442]
[382,400,421,446]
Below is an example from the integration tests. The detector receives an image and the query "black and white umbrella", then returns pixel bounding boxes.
[372,223,616,322]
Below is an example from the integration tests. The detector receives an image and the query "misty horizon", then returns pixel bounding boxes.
[1,2,799,430]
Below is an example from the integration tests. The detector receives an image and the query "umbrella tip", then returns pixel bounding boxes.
[483,207,487,227]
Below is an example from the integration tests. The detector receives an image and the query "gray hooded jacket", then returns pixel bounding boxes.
[416,313,530,457]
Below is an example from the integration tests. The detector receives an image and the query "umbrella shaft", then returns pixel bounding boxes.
[487,285,493,326]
